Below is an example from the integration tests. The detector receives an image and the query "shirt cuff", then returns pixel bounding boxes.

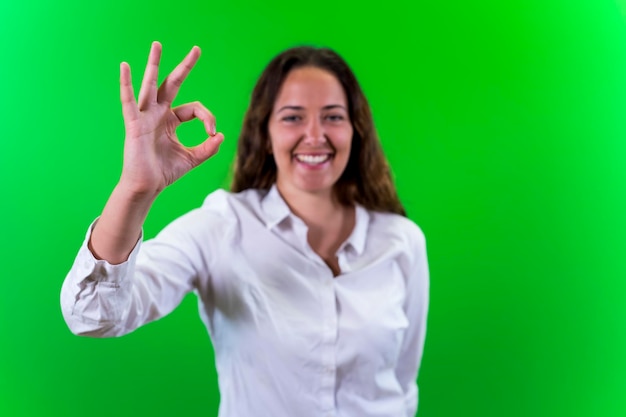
[72,218,144,284]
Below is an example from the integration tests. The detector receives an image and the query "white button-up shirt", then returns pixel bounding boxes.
[61,186,429,417]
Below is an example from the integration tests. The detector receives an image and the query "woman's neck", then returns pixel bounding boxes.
[276,184,343,227]
[276,183,356,274]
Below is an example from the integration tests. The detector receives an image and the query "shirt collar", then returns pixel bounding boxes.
[261,185,292,229]
[346,205,369,256]
[260,184,370,256]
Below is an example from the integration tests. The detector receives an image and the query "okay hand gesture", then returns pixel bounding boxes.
[118,41,224,197]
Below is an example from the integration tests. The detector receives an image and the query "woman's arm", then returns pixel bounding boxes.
[61,207,220,337]
[61,42,224,336]
[396,224,430,416]
[89,41,224,264]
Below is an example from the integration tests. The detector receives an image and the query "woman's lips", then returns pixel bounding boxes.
[293,153,333,165]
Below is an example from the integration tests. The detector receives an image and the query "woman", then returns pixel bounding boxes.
[61,41,429,417]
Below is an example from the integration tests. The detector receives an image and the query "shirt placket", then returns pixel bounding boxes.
[290,215,340,416]
[319,274,338,417]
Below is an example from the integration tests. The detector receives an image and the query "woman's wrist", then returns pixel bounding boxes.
[114,178,161,205]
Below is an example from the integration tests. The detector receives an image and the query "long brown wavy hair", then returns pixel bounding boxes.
[231,46,406,216]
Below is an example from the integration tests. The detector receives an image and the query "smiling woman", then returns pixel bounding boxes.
[60,42,430,417]
[269,67,353,197]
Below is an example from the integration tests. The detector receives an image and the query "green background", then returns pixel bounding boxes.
[1,0,625,416]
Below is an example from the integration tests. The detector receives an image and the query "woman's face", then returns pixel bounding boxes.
[268,66,353,198]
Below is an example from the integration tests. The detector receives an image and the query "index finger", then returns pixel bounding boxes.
[157,46,201,105]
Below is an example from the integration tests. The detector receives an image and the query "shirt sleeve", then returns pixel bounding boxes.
[396,225,430,416]
[60,211,211,337]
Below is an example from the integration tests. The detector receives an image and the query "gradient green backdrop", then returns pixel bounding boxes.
[1,0,625,416]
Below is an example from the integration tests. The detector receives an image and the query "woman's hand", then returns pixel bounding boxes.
[118,41,224,198]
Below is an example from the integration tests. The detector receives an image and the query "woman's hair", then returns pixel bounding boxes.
[231,46,406,216]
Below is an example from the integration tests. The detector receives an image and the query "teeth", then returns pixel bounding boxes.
[295,154,331,164]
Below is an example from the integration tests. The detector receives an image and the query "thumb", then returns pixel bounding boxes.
[189,133,224,166]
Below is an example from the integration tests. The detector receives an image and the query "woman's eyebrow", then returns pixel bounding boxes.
[276,105,304,113]
[322,104,347,111]
[276,104,347,113]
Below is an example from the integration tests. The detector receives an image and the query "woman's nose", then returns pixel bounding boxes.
[303,118,326,144]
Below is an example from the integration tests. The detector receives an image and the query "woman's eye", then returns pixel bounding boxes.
[282,115,301,122]
[326,114,345,122]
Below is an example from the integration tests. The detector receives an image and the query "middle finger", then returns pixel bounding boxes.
[157,46,201,105]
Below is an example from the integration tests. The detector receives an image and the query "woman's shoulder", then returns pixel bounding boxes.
[198,187,267,215]
[163,188,266,231]
[366,208,426,249]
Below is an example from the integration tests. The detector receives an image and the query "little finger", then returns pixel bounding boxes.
[120,62,139,122]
